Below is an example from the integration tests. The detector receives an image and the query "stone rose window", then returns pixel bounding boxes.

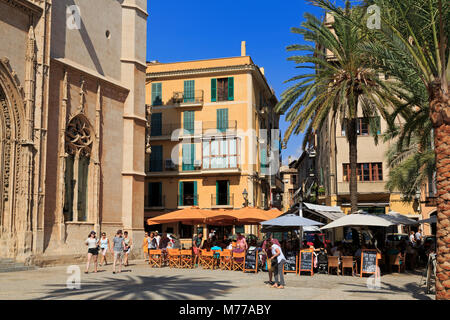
[63,115,93,222]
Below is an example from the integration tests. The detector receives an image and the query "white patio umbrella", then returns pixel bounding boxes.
[418,215,437,224]
[320,213,396,230]
[385,211,419,226]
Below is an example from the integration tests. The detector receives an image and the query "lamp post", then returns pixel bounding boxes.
[242,188,248,207]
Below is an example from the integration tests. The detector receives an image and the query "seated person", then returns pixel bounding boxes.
[201,238,212,251]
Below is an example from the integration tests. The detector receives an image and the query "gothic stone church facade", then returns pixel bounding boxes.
[0,0,147,262]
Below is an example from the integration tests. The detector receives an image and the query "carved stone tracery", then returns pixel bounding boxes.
[65,115,93,157]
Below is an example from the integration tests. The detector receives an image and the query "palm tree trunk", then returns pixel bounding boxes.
[348,118,358,214]
[430,82,450,300]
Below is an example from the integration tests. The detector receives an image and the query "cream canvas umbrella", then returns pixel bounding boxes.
[320,213,396,230]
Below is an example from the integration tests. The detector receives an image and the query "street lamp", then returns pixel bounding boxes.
[242,188,248,207]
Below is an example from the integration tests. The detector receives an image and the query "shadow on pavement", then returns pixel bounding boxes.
[37,275,236,300]
[338,280,433,300]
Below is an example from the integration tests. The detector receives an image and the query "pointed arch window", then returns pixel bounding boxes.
[63,115,93,222]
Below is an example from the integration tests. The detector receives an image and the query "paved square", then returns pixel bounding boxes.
[0,261,434,300]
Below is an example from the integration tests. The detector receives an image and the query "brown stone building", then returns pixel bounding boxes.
[0,0,147,262]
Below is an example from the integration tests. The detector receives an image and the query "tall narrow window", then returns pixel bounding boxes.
[182,143,195,171]
[212,77,234,102]
[217,108,228,132]
[151,82,162,106]
[147,182,162,207]
[151,113,162,136]
[184,80,195,103]
[150,145,163,172]
[183,111,195,135]
[64,115,93,222]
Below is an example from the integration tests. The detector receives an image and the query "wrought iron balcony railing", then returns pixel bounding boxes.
[172,90,204,105]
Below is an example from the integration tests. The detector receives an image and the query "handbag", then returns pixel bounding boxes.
[271,258,278,268]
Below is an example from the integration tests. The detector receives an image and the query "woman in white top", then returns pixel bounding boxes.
[267,241,287,289]
[85,231,99,273]
[99,232,110,266]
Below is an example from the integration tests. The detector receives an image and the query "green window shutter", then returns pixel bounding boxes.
[158,182,162,206]
[227,181,230,205]
[179,182,183,206]
[217,109,228,132]
[193,181,198,206]
[183,111,194,135]
[184,80,195,103]
[182,144,195,171]
[228,77,234,101]
[211,78,217,102]
[216,181,219,205]
[151,113,162,136]
[150,145,163,172]
[152,83,162,106]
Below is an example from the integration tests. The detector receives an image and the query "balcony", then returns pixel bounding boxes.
[173,90,204,107]
[145,195,165,210]
[178,194,199,207]
[211,193,234,208]
[151,123,181,139]
[202,120,237,136]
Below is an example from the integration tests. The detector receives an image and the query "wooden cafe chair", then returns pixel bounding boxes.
[232,252,245,272]
[220,249,233,270]
[328,256,340,275]
[180,249,193,269]
[198,249,206,267]
[341,256,357,276]
[167,249,181,268]
[201,250,215,270]
[149,249,163,268]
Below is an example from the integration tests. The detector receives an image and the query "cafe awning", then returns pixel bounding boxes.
[303,202,345,221]
[320,213,396,230]
[146,207,213,225]
[207,207,284,225]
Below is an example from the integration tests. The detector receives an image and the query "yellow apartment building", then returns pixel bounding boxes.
[144,43,283,241]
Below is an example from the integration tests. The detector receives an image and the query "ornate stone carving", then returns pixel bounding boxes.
[145,104,152,154]
[65,115,93,157]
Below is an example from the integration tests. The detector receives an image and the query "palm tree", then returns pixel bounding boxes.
[276,1,400,214]
[310,0,449,300]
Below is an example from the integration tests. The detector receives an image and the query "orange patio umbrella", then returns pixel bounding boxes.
[205,207,284,225]
[147,207,214,225]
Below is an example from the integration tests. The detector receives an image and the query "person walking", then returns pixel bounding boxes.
[142,232,149,261]
[111,230,125,274]
[85,231,99,274]
[266,240,287,289]
[123,231,133,267]
[262,233,281,285]
[99,232,110,266]
[192,233,203,266]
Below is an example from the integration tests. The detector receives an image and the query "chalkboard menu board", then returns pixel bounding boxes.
[244,249,258,273]
[283,251,298,273]
[361,249,378,277]
[299,249,314,276]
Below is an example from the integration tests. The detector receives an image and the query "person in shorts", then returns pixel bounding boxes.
[123,231,133,267]
[111,230,125,274]
[85,231,99,274]
[99,232,110,266]
[262,232,280,285]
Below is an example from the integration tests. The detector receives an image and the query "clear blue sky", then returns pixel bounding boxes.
[146,0,337,164]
